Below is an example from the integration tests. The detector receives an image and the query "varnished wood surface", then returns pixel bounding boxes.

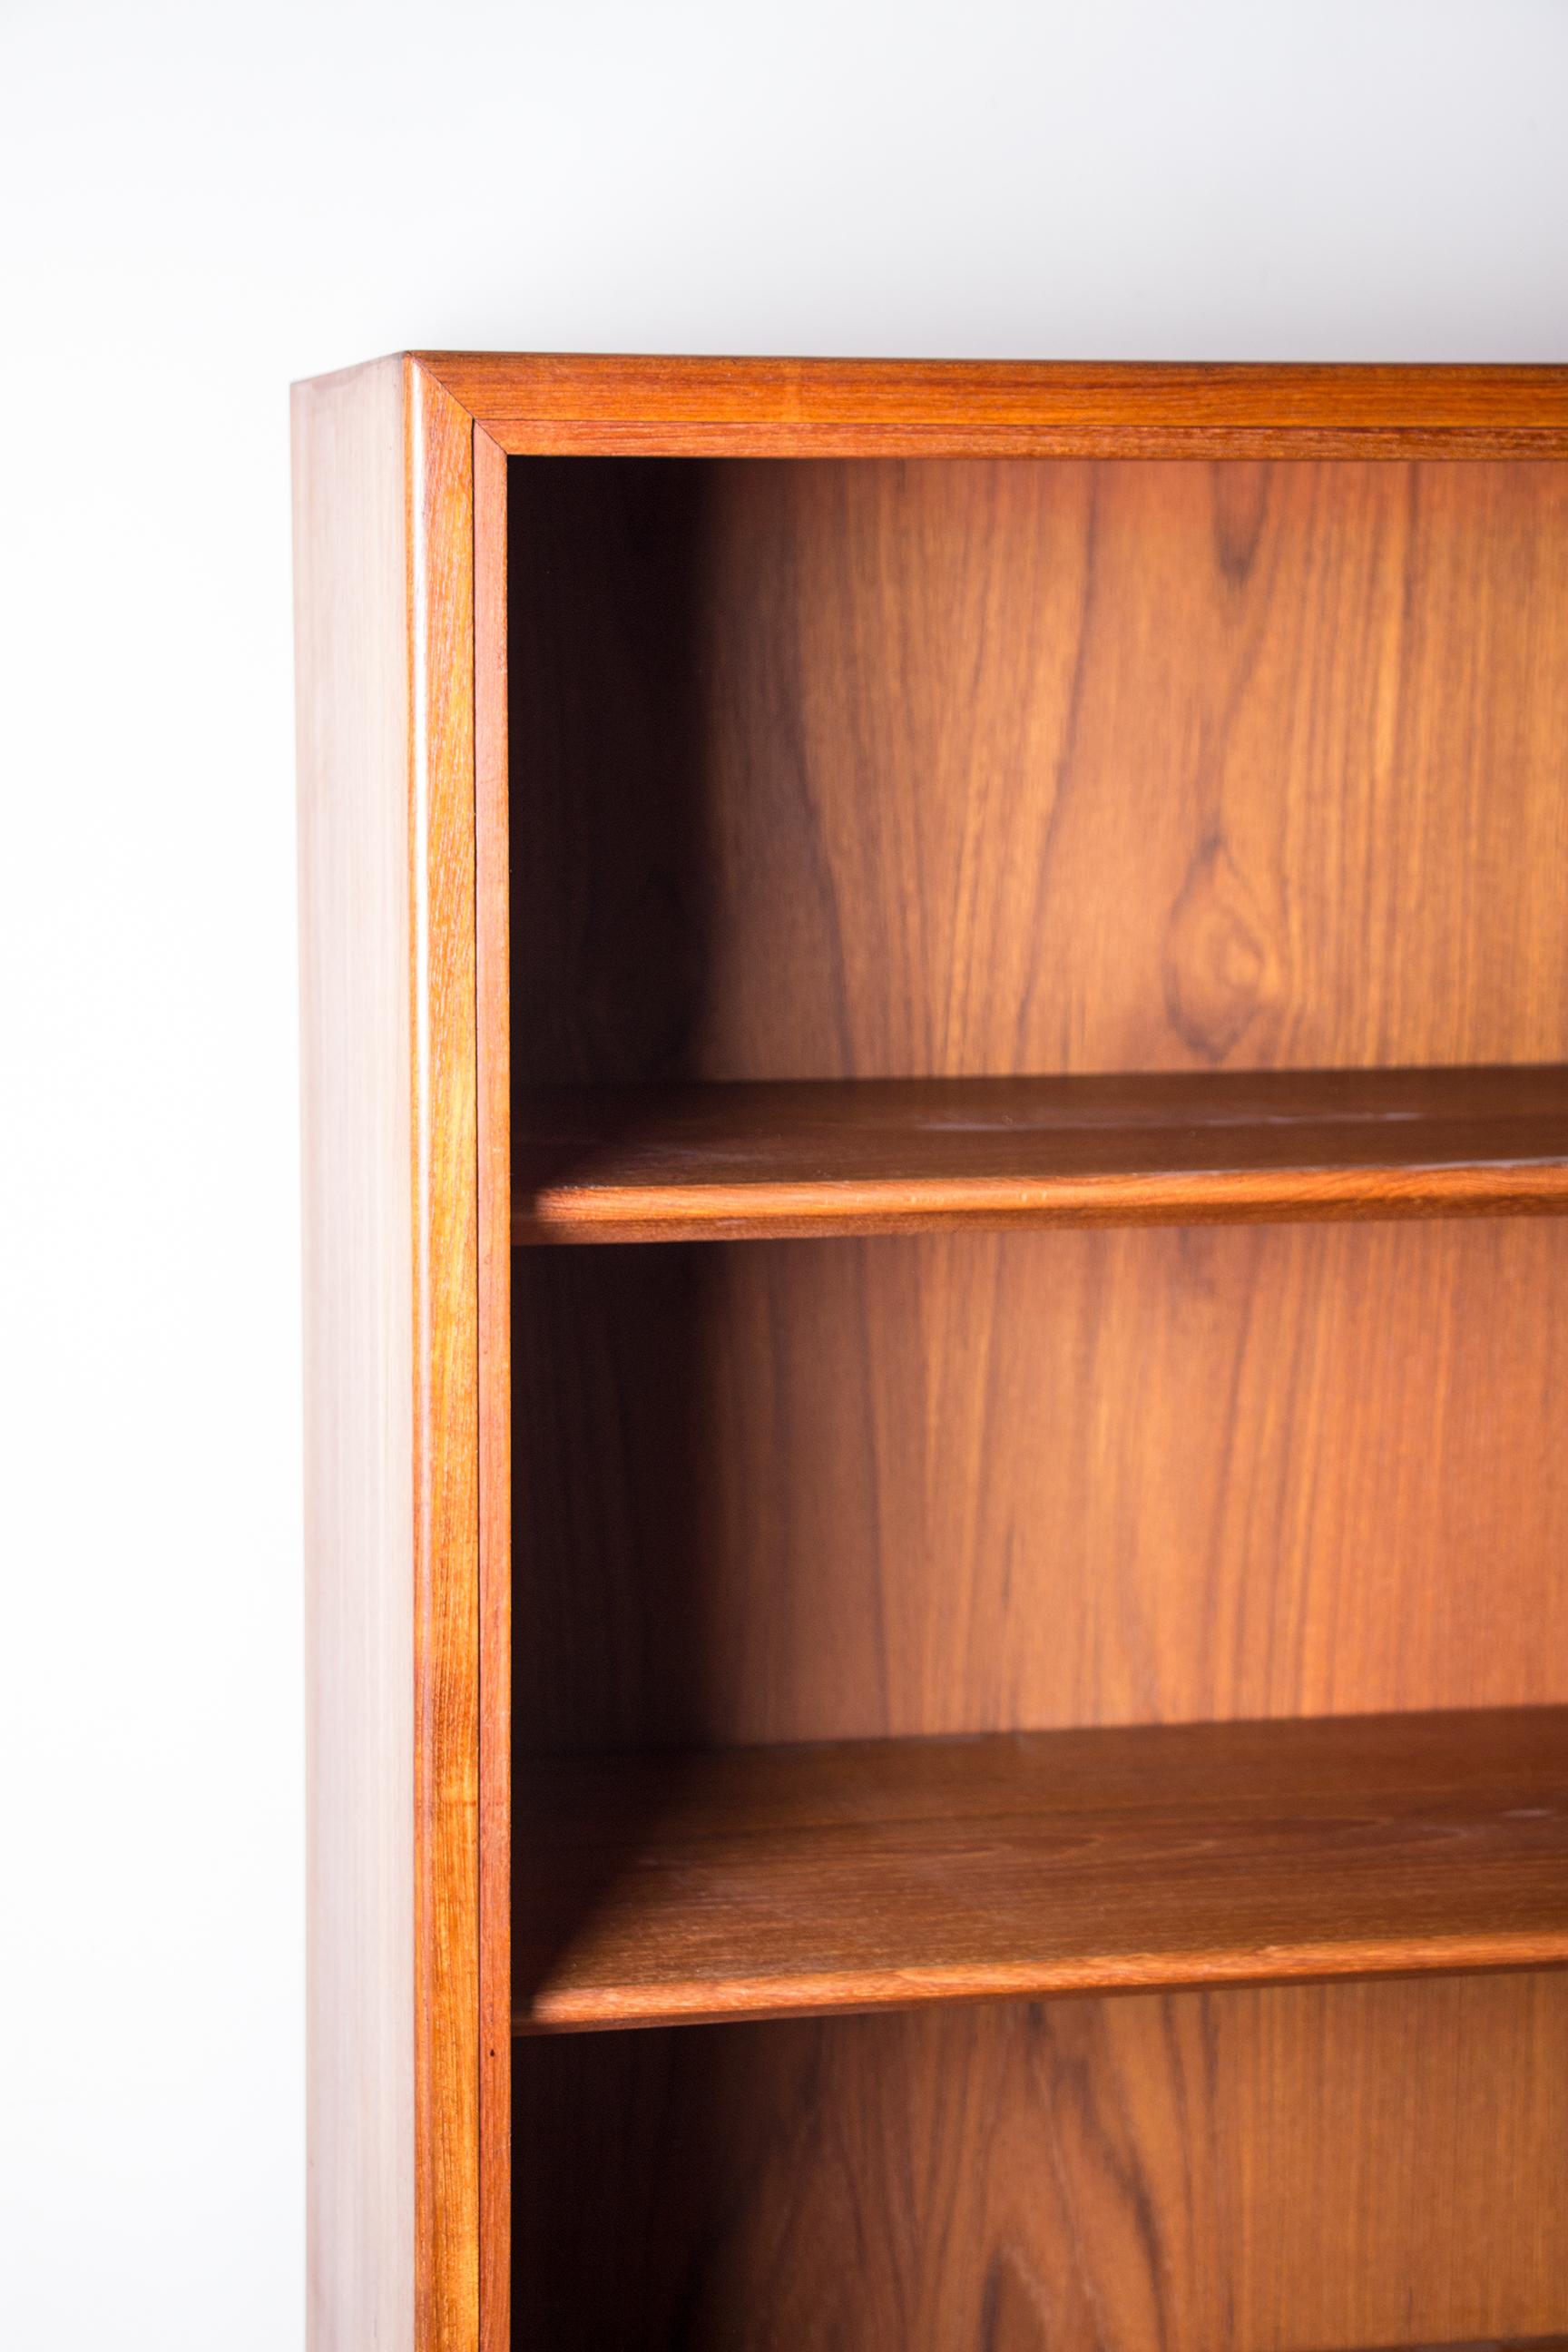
[512,1222,1568,1754]
[296,354,487,2352]
[506,456,1568,1088]
[417,354,1568,458]
[407,362,481,2352]
[514,1974,1568,2350]
[471,425,510,2352]
[513,1709,1568,2032]
[499,431,1568,2336]
[296,356,1568,2347]
[512,1068,1568,1242]
[295,356,416,2352]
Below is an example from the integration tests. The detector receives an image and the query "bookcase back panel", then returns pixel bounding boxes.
[507,455,1568,1088]
[503,434,1568,2351]
[513,1216,1568,1752]
[514,1970,1568,2352]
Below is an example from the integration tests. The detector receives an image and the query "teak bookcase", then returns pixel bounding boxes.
[294,356,1568,2352]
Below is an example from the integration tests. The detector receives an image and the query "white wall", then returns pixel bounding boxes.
[1,3,1564,2342]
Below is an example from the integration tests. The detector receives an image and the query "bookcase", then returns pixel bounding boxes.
[294,355,1568,2352]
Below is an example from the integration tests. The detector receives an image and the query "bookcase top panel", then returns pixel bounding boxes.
[412,352,1568,458]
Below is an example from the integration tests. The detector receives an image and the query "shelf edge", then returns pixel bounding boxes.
[514,1161,1568,1245]
[515,1928,1568,2035]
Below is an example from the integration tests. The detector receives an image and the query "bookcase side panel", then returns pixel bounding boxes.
[296,355,417,2352]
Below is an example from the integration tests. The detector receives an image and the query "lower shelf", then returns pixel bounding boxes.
[513,1706,1568,2033]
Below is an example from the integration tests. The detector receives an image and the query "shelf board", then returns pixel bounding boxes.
[511,1067,1568,1243]
[513,1707,1568,2033]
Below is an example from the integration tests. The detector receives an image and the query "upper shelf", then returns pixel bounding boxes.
[513,1706,1568,2034]
[512,1066,1568,1244]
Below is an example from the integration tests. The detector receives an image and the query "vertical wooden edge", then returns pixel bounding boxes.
[295,355,417,2350]
[472,426,512,2352]
[407,358,481,2352]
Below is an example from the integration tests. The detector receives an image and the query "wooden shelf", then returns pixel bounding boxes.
[513,1707,1568,2033]
[511,1067,1568,1244]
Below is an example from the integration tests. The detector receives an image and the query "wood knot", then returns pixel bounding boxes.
[1210,461,1271,584]
[1162,835,1281,1062]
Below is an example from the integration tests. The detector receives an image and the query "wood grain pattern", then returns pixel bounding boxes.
[511,1220,1568,1754]
[497,427,1568,2339]
[472,425,510,2352]
[505,456,1568,1088]
[303,358,1568,2345]
[512,1068,1568,1242]
[295,355,416,2352]
[514,1709,1568,2031]
[407,359,480,2352]
[514,1973,1568,2350]
[417,353,1568,458]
